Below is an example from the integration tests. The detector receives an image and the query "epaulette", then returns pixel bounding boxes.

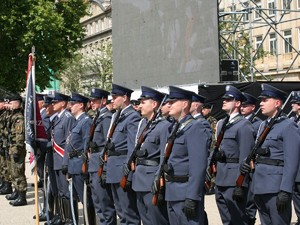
[84,116,90,120]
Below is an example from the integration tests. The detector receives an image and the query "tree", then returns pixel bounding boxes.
[0,0,88,93]
[60,40,113,94]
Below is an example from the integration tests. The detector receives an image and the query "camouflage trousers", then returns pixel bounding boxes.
[0,154,10,182]
[8,153,27,192]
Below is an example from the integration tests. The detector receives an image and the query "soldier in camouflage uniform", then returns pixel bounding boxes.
[6,95,27,206]
[0,99,13,195]
[202,103,217,149]
[0,97,7,188]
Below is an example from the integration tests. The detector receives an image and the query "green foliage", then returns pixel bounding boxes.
[219,14,268,80]
[0,0,88,93]
[60,40,113,94]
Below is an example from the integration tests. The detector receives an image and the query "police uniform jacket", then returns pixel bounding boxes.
[165,114,208,201]
[88,107,112,173]
[52,109,75,170]
[252,116,300,194]
[294,118,300,182]
[247,113,262,136]
[215,115,255,187]
[194,113,212,150]
[106,105,141,184]
[63,112,92,175]
[132,117,170,192]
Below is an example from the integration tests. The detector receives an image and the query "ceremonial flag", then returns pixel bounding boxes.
[25,52,47,173]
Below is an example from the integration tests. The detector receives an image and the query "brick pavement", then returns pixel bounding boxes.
[0,159,298,225]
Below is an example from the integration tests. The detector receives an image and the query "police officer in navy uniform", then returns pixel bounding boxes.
[240,92,262,225]
[290,91,300,225]
[190,92,212,151]
[43,95,60,223]
[130,86,170,225]
[51,92,75,225]
[88,88,117,225]
[215,85,255,225]
[241,92,262,136]
[62,92,95,225]
[248,84,300,225]
[106,84,141,225]
[155,86,209,225]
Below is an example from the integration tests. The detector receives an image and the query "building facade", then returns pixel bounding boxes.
[79,0,112,93]
[219,0,300,81]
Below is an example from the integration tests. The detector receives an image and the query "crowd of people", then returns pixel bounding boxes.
[0,82,299,225]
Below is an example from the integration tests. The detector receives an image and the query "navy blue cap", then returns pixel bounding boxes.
[111,84,133,97]
[52,92,69,102]
[139,86,165,102]
[90,88,110,99]
[69,92,90,104]
[222,85,246,102]
[168,86,193,101]
[242,92,258,105]
[36,93,45,101]
[259,84,287,101]
[191,92,206,103]
[43,96,54,106]
[291,91,300,103]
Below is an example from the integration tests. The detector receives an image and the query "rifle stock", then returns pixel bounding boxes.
[81,103,102,176]
[236,108,282,187]
[205,115,230,190]
[152,121,180,205]
[97,108,122,178]
[120,96,167,190]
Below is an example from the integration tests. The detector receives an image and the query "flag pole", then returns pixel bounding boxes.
[31,46,40,225]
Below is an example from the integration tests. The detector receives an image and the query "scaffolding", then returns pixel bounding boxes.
[218,0,300,82]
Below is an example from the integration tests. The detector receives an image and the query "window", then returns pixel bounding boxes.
[95,20,99,33]
[101,18,105,31]
[269,33,277,55]
[254,2,262,20]
[87,24,91,36]
[298,0,300,8]
[284,30,292,53]
[268,0,275,15]
[91,22,95,35]
[256,36,263,58]
[283,0,291,10]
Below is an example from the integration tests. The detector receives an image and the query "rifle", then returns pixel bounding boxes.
[249,107,261,123]
[97,107,122,178]
[81,98,103,176]
[120,96,167,189]
[152,121,180,206]
[205,115,230,190]
[236,91,292,187]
